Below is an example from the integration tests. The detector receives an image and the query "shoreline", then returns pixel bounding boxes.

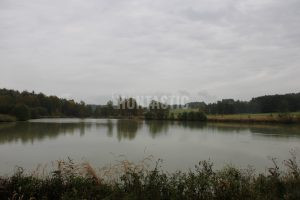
[207,113,300,124]
[2,112,300,124]
[4,115,300,124]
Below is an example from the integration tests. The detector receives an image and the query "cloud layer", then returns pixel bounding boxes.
[1,0,299,103]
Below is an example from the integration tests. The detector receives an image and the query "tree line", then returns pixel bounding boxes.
[187,93,300,114]
[1,88,299,121]
[0,88,93,120]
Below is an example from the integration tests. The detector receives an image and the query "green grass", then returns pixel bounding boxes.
[0,155,300,200]
[207,112,300,123]
[170,108,300,123]
[0,114,16,122]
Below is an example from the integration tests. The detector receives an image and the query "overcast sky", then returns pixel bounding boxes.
[0,0,299,104]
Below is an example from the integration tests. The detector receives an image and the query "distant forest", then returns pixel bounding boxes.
[0,88,93,120]
[0,88,299,121]
[189,93,300,114]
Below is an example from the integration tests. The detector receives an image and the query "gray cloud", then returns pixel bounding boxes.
[0,0,299,104]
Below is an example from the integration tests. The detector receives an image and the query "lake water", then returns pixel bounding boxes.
[0,118,300,175]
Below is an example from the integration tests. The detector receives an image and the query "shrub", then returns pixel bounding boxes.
[187,111,196,121]
[144,111,154,120]
[30,107,48,119]
[178,112,188,121]
[12,104,30,121]
[195,111,207,121]
[169,113,175,120]
[177,111,207,121]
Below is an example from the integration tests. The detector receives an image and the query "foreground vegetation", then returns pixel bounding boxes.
[0,155,300,200]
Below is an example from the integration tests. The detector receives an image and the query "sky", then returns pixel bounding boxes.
[0,0,300,104]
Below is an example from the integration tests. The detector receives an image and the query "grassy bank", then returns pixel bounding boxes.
[207,112,300,123]
[170,108,300,123]
[0,114,16,122]
[0,156,300,200]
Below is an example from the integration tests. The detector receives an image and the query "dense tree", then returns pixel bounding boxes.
[95,101,115,117]
[1,88,299,120]
[176,111,207,121]
[13,104,30,121]
[118,98,142,117]
[189,93,300,115]
[145,100,169,120]
[186,102,206,111]
[0,88,93,120]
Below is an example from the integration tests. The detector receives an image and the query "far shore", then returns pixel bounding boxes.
[206,112,300,124]
[2,112,300,124]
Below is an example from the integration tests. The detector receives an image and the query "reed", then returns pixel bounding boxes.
[0,153,299,200]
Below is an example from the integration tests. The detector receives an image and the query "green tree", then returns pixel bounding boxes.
[195,111,207,121]
[119,98,141,117]
[169,112,175,120]
[13,104,30,121]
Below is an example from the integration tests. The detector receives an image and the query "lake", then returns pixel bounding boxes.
[0,118,300,175]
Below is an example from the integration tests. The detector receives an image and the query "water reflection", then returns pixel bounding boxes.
[1,119,300,174]
[0,122,91,144]
[145,120,169,138]
[116,120,142,141]
[0,119,300,144]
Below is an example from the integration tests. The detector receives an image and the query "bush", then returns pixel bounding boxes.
[169,113,175,120]
[177,111,207,121]
[30,107,48,119]
[144,111,154,120]
[187,111,196,121]
[177,112,188,121]
[195,111,207,121]
[13,104,30,121]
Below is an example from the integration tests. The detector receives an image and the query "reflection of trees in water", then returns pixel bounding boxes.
[1,120,299,145]
[205,122,300,138]
[0,122,92,144]
[204,122,248,133]
[145,120,169,138]
[106,120,114,137]
[144,121,300,139]
[249,124,300,138]
[116,120,142,141]
[176,121,206,130]
[94,120,114,137]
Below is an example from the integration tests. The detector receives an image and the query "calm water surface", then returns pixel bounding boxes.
[0,118,300,174]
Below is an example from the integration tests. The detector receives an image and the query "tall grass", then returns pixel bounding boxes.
[0,154,300,200]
